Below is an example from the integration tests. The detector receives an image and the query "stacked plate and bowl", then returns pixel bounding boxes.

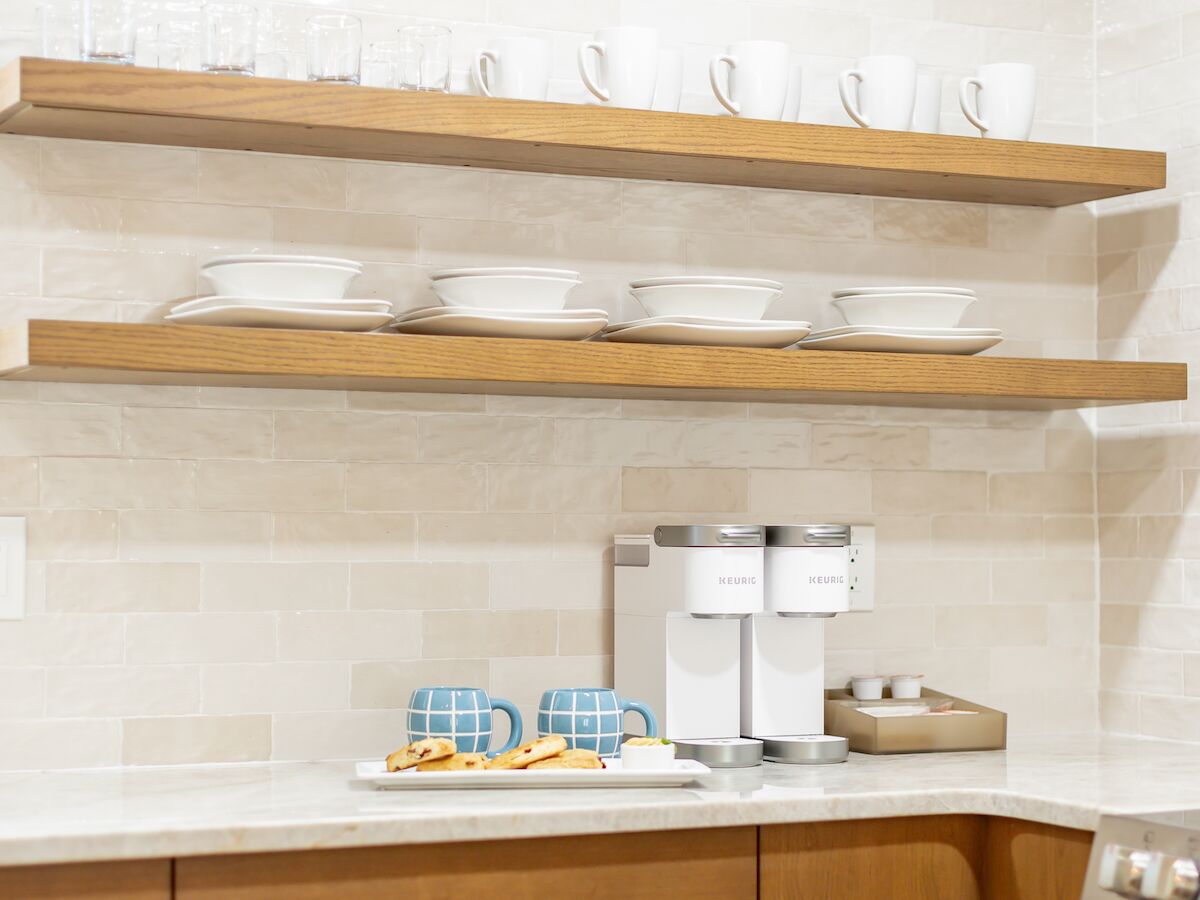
[392,268,608,340]
[796,286,1002,354]
[167,255,393,332]
[604,276,812,347]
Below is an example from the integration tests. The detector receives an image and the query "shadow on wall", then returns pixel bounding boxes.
[1097,202,1180,347]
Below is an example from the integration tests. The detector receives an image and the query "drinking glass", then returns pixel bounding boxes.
[40,4,79,60]
[156,20,201,71]
[397,24,450,92]
[81,0,135,65]
[306,14,361,85]
[362,40,398,88]
[203,1,256,76]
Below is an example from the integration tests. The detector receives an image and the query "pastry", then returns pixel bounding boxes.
[416,752,488,772]
[622,736,670,747]
[527,748,603,770]
[486,734,568,770]
[385,737,457,772]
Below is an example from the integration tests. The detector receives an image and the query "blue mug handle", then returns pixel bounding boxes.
[619,697,658,738]
[490,696,523,754]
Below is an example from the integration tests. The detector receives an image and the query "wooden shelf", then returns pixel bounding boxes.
[0,58,1165,207]
[0,320,1185,409]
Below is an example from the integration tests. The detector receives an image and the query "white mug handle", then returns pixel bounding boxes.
[473,48,498,98]
[959,77,988,134]
[708,54,740,115]
[838,69,869,128]
[578,41,609,102]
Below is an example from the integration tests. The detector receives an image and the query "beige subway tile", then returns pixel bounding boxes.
[1045,429,1093,471]
[1100,515,1138,557]
[825,606,934,650]
[1100,690,1139,734]
[874,199,988,247]
[418,513,555,561]
[198,460,344,512]
[994,559,1095,604]
[0,136,40,192]
[928,428,1045,470]
[197,386,344,410]
[553,513,659,561]
[350,658,490,710]
[0,243,39,296]
[278,610,420,660]
[1101,646,1184,694]
[985,29,1093,78]
[620,467,747,513]
[812,425,928,468]
[1138,514,1200,558]
[876,560,990,605]
[273,410,418,462]
[43,247,194,301]
[46,665,200,717]
[1185,653,1200,696]
[40,458,195,509]
[0,719,121,770]
[1100,604,1141,647]
[349,391,486,413]
[347,463,484,511]
[0,457,37,505]
[1140,606,1200,652]
[271,709,405,761]
[39,383,198,407]
[621,181,747,232]
[490,171,621,225]
[1099,469,1180,514]
[0,614,123,665]
[747,5,866,56]
[1099,17,1180,76]
[989,473,1094,514]
[556,418,687,465]
[122,407,272,459]
[349,162,487,217]
[0,669,45,718]
[419,218,557,267]
[203,562,348,611]
[489,465,620,512]
[42,141,196,199]
[749,469,872,514]
[490,560,609,610]
[0,403,120,456]
[684,421,812,467]
[930,515,1043,558]
[749,191,871,239]
[990,646,1097,691]
[1044,515,1097,559]
[620,399,746,420]
[419,415,553,463]
[558,609,612,656]
[1140,694,1200,742]
[122,199,271,255]
[272,512,416,561]
[127,613,276,663]
[873,471,986,515]
[123,714,271,765]
[936,605,1047,647]
[988,204,1095,254]
[1046,601,1096,648]
[46,562,202,613]
[554,225,686,276]
[350,562,488,610]
[423,610,556,658]
[121,510,271,561]
[273,208,417,263]
[25,510,117,560]
[489,655,610,704]
[203,662,349,714]
[487,396,621,417]
[198,151,346,209]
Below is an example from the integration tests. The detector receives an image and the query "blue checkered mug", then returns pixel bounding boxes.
[537,688,658,758]
[407,687,523,755]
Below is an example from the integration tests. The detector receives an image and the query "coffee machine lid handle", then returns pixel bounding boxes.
[653,524,765,548]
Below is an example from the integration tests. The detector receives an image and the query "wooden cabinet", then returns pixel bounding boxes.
[0,859,171,900]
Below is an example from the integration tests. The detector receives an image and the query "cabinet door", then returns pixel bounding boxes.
[0,859,170,900]
[176,826,757,900]
[984,817,1093,900]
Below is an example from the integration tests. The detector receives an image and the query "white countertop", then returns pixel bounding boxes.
[2,734,1199,868]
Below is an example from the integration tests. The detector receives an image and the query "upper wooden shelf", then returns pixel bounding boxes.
[0,58,1165,207]
[0,320,1185,409]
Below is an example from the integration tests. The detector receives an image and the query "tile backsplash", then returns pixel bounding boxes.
[0,0,1140,769]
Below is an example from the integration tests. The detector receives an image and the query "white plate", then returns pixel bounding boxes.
[604,320,811,348]
[398,305,608,322]
[797,331,1002,355]
[832,285,975,298]
[171,296,393,315]
[431,267,580,281]
[630,275,784,290]
[630,283,781,319]
[606,315,812,332]
[355,757,711,790]
[430,275,581,311]
[166,305,393,331]
[810,325,1000,338]
[393,311,607,341]
[202,254,362,271]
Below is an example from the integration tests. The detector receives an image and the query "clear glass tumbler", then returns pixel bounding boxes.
[40,4,79,60]
[156,20,201,71]
[306,14,361,85]
[80,0,135,65]
[397,24,451,92]
[202,1,256,76]
[361,40,398,88]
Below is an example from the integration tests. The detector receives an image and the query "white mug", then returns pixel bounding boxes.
[578,26,659,110]
[781,60,803,122]
[959,62,1036,140]
[709,40,790,121]
[651,47,683,112]
[838,54,917,130]
[473,36,551,101]
[910,73,941,134]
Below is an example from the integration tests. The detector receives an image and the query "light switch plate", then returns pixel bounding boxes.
[0,517,26,621]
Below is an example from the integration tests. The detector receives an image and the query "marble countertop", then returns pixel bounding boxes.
[2,734,1199,867]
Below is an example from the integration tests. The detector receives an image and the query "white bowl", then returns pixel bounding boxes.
[832,285,974,298]
[431,266,579,281]
[851,675,886,701]
[202,261,361,301]
[630,275,784,290]
[429,275,580,311]
[832,292,975,329]
[203,254,361,271]
[630,283,781,319]
[620,741,676,771]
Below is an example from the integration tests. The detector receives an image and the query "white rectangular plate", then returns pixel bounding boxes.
[355,757,711,789]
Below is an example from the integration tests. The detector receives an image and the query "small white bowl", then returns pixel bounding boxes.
[832,285,974,298]
[202,254,362,271]
[630,275,784,291]
[620,740,676,770]
[630,283,781,319]
[431,266,579,281]
[430,275,580,311]
[851,675,886,701]
[889,674,924,699]
[831,292,975,329]
[202,261,361,301]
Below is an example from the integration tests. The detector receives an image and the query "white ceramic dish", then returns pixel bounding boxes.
[851,675,886,700]
[606,315,812,332]
[630,284,781,319]
[811,324,1000,338]
[890,674,924,699]
[202,254,362,271]
[430,266,579,281]
[166,305,393,331]
[171,296,392,315]
[832,285,975,298]
[202,262,361,301]
[629,275,784,290]
[393,311,607,341]
[397,305,608,322]
[832,292,976,328]
[797,329,1002,355]
[620,742,677,771]
[604,319,810,348]
[858,705,931,718]
[355,757,710,789]
[430,275,581,311]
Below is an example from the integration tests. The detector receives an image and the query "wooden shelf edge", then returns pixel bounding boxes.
[0,320,1186,410]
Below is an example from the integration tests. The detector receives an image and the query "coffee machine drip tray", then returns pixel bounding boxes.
[759,734,850,765]
[674,737,764,768]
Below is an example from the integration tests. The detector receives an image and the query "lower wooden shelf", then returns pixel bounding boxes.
[0,320,1186,409]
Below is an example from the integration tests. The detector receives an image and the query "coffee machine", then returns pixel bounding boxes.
[614,523,874,767]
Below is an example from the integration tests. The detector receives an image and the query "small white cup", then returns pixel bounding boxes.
[651,47,683,112]
[890,674,924,700]
[838,54,917,130]
[959,62,1036,140]
[910,73,941,134]
[851,675,886,701]
[578,26,659,110]
[709,40,791,121]
[473,36,552,101]
[620,740,676,770]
